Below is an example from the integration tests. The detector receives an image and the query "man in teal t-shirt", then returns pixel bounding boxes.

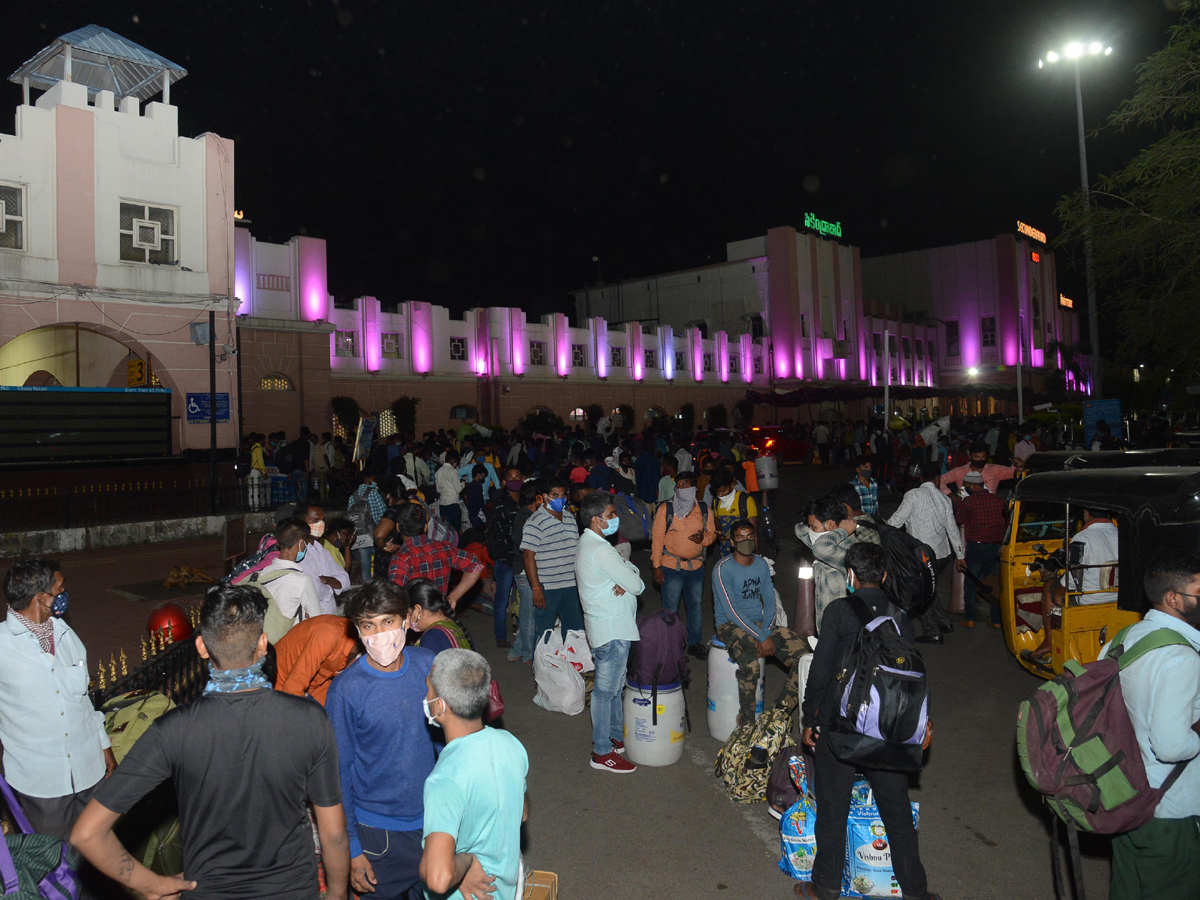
[420,650,528,900]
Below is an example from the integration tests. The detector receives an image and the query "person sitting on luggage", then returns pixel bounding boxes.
[712,519,807,731]
[798,543,940,900]
[1028,508,1119,661]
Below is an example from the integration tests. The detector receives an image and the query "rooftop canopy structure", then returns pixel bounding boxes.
[8,24,187,105]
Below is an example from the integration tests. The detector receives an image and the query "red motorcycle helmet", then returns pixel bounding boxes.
[147,602,193,644]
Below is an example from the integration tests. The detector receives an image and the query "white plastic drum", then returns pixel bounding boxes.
[755,454,780,491]
[623,682,686,766]
[706,639,765,742]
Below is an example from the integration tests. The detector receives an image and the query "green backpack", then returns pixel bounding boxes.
[245,568,307,643]
[103,690,177,764]
[715,707,794,802]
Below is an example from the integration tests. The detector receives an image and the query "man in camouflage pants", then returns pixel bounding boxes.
[712,519,809,726]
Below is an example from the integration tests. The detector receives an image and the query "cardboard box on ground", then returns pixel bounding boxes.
[526,870,559,900]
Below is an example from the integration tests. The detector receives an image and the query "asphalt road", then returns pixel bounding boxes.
[481,464,1109,900]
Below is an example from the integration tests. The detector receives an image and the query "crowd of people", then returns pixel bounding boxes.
[1,409,1197,899]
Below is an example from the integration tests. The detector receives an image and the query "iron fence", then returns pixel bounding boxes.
[89,617,207,709]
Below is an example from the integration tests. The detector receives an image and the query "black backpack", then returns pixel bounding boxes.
[857,519,938,616]
[827,595,929,772]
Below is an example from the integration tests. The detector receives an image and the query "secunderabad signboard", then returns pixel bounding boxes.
[803,212,842,239]
[185,392,230,424]
[1017,221,1047,243]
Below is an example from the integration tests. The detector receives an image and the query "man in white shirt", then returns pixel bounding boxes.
[1013,432,1038,463]
[888,464,965,643]
[261,519,323,626]
[436,449,465,532]
[300,505,350,615]
[575,491,643,774]
[0,559,115,841]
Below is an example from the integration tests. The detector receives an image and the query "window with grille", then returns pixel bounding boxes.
[916,339,924,359]
[571,343,587,367]
[569,407,585,422]
[449,336,467,361]
[378,409,397,437]
[903,337,911,358]
[0,182,26,251]
[381,332,403,359]
[260,373,294,391]
[119,201,176,265]
[611,346,625,367]
[753,354,764,375]
[529,340,547,366]
[451,405,478,420]
[703,352,713,372]
[981,317,997,348]
[675,351,686,372]
[944,320,960,357]
[728,355,740,374]
[644,349,657,368]
[335,331,357,357]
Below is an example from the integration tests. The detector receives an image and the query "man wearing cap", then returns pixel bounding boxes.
[954,471,1009,628]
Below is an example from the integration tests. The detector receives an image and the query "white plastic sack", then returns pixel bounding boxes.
[561,628,595,674]
[774,587,788,629]
[533,630,585,715]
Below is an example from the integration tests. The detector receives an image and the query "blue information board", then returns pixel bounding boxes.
[186,392,230,424]
[1083,398,1122,448]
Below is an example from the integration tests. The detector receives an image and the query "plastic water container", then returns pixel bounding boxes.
[755,455,780,491]
[623,681,686,766]
[706,639,765,742]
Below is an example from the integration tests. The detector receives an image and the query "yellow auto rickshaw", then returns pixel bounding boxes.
[1000,465,1200,678]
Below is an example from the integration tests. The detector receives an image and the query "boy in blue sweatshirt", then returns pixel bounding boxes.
[327,579,436,900]
[713,518,808,728]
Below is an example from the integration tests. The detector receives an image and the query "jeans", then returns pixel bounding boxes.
[492,559,515,644]
[246,469,266,510]
[591,639,631,756]
[811,735,929,900]
[917,555,953,636]
[964,541,1002,624]
[661,565,705,647]
[439,503,462,532]
[534,585,585,641]
[354,546,374,583]
[356,825,424,900]
[508,571,537,661]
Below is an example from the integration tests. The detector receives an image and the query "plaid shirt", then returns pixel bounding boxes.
[852,476,879,515]
[387,535,483,595]
[955,490,1008,544]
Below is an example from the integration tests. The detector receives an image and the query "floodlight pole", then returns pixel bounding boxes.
[1073,60,1102,398]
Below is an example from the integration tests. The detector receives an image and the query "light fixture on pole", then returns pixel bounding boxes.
[1039,40,1112,398]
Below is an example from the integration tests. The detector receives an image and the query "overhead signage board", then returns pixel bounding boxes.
[803,212,843,239]
[1059,293,1074,309]
[127,358,147,387]
[185,392,229,424]
[1017,220,1047,243]
[1084,398,1122,447]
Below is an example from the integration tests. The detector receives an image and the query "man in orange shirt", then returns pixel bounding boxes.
[651,471,717,658]
[274,614,360,705]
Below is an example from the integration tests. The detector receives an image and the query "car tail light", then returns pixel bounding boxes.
[766,439,775,447]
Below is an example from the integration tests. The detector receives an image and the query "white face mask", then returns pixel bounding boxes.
[422,696,444,726]
[360,626,406,667]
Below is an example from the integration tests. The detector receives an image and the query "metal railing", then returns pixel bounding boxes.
[89,613,208,709]
[0,479,257,530]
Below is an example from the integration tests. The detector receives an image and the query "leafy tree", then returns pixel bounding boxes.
[331,396,362,437]
[616,403,635,431]
[390,396,420,437]
[706,403,729,428]
[584,403,604,430]
[1055,12,1200,384]
[679,402,696,432]
[732,398,755,426]
[520,408,565,435]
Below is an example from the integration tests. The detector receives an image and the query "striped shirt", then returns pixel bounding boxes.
[520,506,580,589]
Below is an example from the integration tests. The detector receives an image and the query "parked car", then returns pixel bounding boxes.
[746,425,813,465]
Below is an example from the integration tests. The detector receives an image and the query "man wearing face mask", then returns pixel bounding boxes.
[1097,549,1200,900]
[327,579,437,900]
[484,466,525,650]
[520,477,584,641]
[0,560,115,846]
[260,519,324,633]
[939,441,1019,496]
[795,495,880,632]
[300,505,351,615]
[576,491,646,773]
[713,521,808,729]
[651,470,717,658]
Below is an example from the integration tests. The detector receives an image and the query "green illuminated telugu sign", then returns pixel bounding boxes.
[804,212,842,239]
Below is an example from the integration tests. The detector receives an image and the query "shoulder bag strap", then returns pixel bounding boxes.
[845,594,874,627]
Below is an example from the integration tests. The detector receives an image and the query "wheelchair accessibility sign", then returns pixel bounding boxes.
[186,392,230,424]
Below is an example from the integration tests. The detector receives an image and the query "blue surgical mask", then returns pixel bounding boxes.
[601,517,620,536]
[50,591,69,618]
[548,497,567,513]
[295,544,307,563]
[846,574,856,594]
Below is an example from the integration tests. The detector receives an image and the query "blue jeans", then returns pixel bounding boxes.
[591,639,631,756]
[356,825,424,900]
[354,546,374,582]
[964,541,1002,624]
[509,571,536,661]
[661,565,705,647]
[534,585,584,641]
[492,559,515,644]
[439,503,462,532]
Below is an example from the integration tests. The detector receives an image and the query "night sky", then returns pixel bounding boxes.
[4,1,1183,318]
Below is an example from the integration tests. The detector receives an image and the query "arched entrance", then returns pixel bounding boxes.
[0,324,169,390]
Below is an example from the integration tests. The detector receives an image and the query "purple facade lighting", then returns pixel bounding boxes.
[691,328,704,382]
[630,323,644,381]
[595,318,608,378]
[510,310,525,375]
[295,236,329,323]
[233,228,251,314]
[409,302,433,374]
[739,333,753,384]
[661,325,673,380]
[553,314,570,378]
[716,331,729,383]
[363,297,381,373]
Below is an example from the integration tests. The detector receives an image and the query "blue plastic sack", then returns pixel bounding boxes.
[842,778,920,899]
[778,755,818,881]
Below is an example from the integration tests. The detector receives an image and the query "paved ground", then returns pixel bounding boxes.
[2,466,1111,899]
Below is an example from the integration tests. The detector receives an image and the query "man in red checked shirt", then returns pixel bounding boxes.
[386,504,483,610]
[954,471,1009,628]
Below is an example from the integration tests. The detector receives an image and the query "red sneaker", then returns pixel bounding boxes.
[590,751,637,773]
[610,739,626,755]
